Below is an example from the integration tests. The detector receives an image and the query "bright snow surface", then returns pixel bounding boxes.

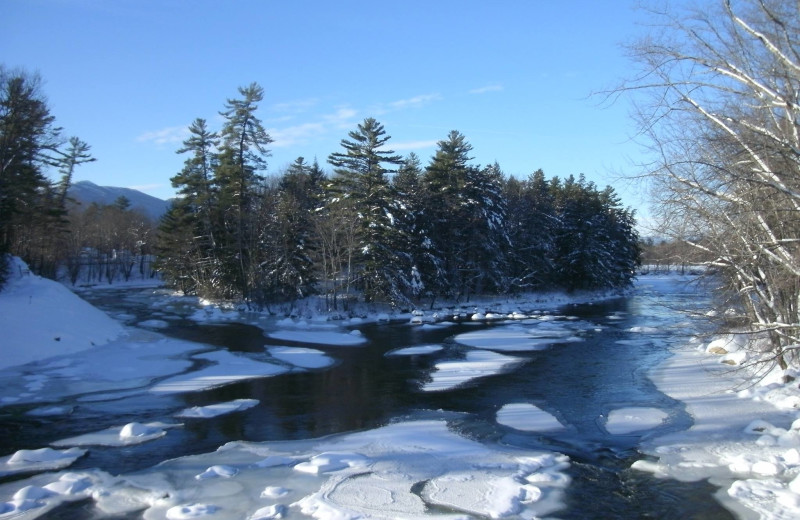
[2,262,800,518]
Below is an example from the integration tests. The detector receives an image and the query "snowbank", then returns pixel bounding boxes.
[637,335,800,518]
[0,257,125,370]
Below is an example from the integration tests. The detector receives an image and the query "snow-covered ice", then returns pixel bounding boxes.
[422,350,524,392]
[497,403,566,432]
[267,329,368,346]
[453,323,583,352]
[0,420,571,519]
[149,350,288,393]
[604,407,668,435]
[0,448,87,477]
[176,399,260,419]
[385,344,444,356]
[267,346,334,369]
[51,421,181,447]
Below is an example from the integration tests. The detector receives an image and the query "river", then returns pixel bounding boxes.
[0,273,733,519]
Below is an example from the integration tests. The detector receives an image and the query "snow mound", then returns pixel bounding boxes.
[0,257,124,370]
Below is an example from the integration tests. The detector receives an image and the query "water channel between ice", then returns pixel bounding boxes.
[0,275,734,519]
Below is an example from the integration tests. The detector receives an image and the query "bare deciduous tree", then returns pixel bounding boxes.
[619,0,800,368]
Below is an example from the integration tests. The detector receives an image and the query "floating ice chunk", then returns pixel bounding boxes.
[267,330,368,346]
[150,350,288,393]
[176,399,259,419]
[166,503,220,518]
[195,465,238,480]
[454,326,580,352]
[268,346,333,369]
[497,403,565,432]
[385,344,443,356]
[422,350,523,392]
[51,422,179,447]
[604,407,668,435]
[0,447,87,476]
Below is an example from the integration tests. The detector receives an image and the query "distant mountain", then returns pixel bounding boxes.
[66,181,171,222]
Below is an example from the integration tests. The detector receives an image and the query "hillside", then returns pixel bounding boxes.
[67,180,170,221]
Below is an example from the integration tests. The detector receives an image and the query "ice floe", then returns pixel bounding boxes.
[267,329,368,346]
[0,447,87,477]
[176,399,259,419]
[51,421,181,447]
[267,346,334,369]
[150,350,288,393]
[385,344,444,356]
[422,350,524,392]
[604,407,668,435]
[497,403,566,432]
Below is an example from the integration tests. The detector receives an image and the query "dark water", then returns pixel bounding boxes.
[0,277,733,519]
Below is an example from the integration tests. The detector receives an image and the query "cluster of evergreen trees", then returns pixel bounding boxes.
[157,83,640,308]
[0,67,96,285]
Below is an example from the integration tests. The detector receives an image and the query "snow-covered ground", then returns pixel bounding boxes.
[2,259,800,518]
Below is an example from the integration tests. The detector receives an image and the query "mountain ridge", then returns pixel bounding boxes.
[67,180,170,221]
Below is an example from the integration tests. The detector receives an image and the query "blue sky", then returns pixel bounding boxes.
[3,0,652,217]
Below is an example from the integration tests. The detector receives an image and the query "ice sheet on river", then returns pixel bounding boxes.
[267,329,368,346]
[453,323,584,352]
[497,403,566,432]
[150,350,288,393]
[422,350,523,392]
[0,420,571,519]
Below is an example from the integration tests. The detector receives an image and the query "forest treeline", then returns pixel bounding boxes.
[0,69,640,306]
[155,84,640,308]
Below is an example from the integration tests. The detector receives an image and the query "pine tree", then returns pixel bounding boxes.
[216,83,273,302]
[157,118,221,295]
[504,169,556,291]
[421,130,475,301]
[327,117,410,304]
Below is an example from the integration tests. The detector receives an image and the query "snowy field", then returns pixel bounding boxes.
[1,259,800,518]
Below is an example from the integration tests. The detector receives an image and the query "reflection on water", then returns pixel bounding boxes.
[0,278,734,518]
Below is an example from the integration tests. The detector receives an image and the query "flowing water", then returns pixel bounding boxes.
[0,275,734,519]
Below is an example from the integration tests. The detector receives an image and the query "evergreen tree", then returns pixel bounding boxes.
[504,169,556,290]
[258,157,323,301]
[0,67,92,284]
[421,130,476,301]
[327,117,410,304]
[216,83,273,301]
[157,118,222,295]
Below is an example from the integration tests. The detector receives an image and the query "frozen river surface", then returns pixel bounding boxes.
[0,275,738,519]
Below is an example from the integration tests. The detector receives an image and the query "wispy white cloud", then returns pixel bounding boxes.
[270,122,326,148]
[391,139,439,151]
[469,84,504,95]
[388,93,441,110]
[268,106,357,148]
[136,125,189,145]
